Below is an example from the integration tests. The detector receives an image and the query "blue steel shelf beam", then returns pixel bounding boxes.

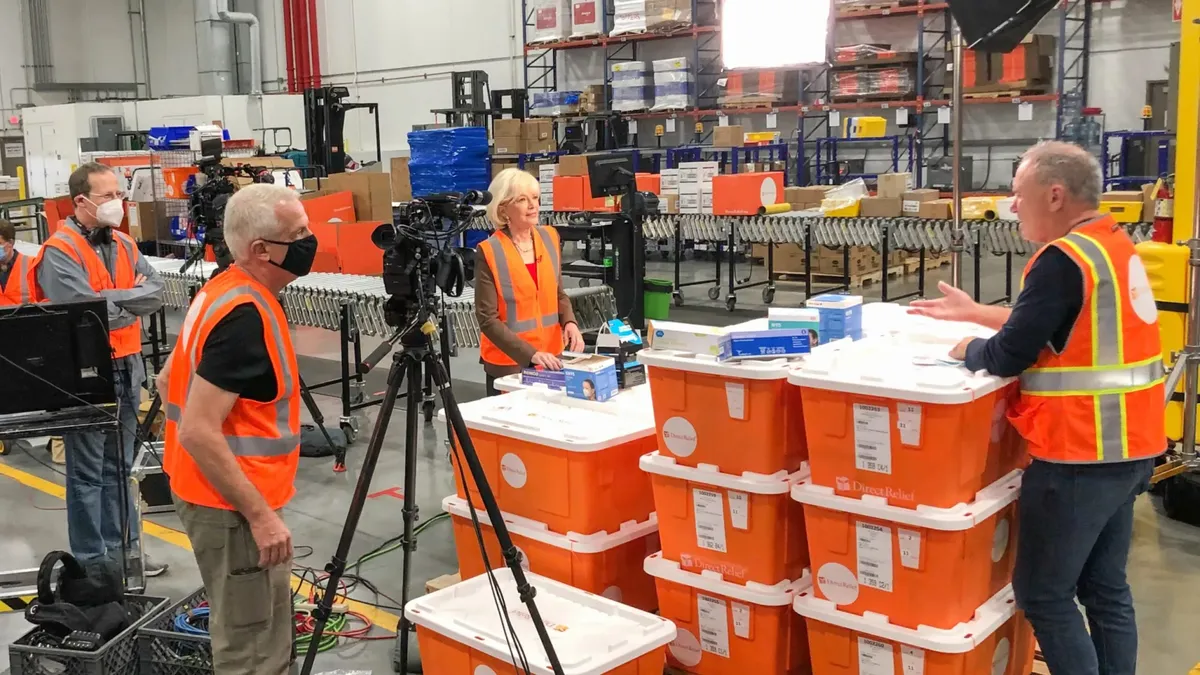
[1055,0,1093,137]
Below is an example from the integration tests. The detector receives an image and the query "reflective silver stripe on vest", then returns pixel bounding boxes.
[174,284,298,458]
[485,236,540,333]
[17,255,29,303]
[1019,359,1165,394]
[116,232,138,270]
[535,227,560,327]
[1063,233,1121,366]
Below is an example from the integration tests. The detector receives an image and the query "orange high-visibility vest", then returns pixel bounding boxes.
[1007,215,1166,463]
[163,264,301,511]
[33,226,143,358]
[0,252,33,306]
[478,226,565,367]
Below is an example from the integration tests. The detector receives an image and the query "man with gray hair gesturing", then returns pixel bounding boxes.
[910,140,1164,675]
[160,183,316,675]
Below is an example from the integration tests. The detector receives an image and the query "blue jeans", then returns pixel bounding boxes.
[64,357,144,563]
[1013,458,1154,675]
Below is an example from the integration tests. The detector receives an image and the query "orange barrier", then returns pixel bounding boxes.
[445,495,660,613]
[793,471,1021,630]
[641,452,808,586]
[795,586,1036,675]
[640,351,806,476]
[449,389,657,535]
[646,554,810,675]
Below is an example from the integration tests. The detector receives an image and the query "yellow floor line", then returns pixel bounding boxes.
[0,461,400,633]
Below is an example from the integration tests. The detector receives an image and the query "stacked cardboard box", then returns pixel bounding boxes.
[527,0,571,43]
[955,34,1055,94]
[492,119,556,155]
[652,57,692,111]
[677,161,717,214]
[611,0,693,36]
[539,164,556,210]
[784,186,830,211]
[611,62,653,112]
[718,69,801,107]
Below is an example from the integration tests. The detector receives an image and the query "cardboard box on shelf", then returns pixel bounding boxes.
[901,188,940,215]
[660,168,680,193]
[661,193,679,214]
[876,172,913,199]
[389,157,412,202]
[558,154,591,177]
[859,196,903,217]
[523,119,557,154]
[753,243,807,274]
[493,119,523,138]
[1102,190,1145,202]
[492,161,518,178]
[579,85,607,113]
[712,172,784,216]
[325,171,393,222]
[818,246,879,276]
[785,186,831,208]
[712,125,745,148]
[1000,34,1056,84]
[919,199,954,219]
[126,201,168,242]
[493,136,523,155]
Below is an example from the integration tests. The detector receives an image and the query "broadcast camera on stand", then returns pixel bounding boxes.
[299,190,569,675]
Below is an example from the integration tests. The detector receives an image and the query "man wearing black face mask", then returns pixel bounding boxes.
[32,163,168,579]
[158,184,316,675]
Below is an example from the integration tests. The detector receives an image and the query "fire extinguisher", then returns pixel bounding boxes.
[1152,174,1175,243]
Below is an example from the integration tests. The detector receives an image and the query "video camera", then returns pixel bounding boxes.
[371,190,491,331]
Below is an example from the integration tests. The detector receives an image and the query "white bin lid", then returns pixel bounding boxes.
[443,387,654,452]
[787,328,1013,405]
[442,495,658,554]
[790,470,1022,532]
[793,585,1019,654]
[404,568,677,675]
[643,553,811,607]
[639,451,809,495]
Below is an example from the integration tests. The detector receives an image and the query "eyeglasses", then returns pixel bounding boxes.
[507,195,541,208]
[89,191,126,202]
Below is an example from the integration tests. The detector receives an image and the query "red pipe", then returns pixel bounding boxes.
[282,0,296,92]
[307,0,322,88]
[293,0,310,90]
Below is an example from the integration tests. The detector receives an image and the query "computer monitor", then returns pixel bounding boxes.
[0,300,115,415]
[587,152,637,199]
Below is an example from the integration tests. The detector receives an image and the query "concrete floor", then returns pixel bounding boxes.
[2,253,1199,673]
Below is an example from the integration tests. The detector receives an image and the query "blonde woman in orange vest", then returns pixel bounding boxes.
[911,141,1162,675]
[158,184,316,675]
[32,163,169,578]
[475,167,584,395]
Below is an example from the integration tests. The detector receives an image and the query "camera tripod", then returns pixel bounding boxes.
[299,321,565,675]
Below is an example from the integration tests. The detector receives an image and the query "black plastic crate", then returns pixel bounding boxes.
[137,586,298,675]
[9,593,169,675]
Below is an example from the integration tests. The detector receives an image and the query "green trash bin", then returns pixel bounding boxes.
[644,278,673,321]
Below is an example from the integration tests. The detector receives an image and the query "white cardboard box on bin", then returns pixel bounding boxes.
[404,568,677,675]
[440,387,654,452]
[442,494,659,554]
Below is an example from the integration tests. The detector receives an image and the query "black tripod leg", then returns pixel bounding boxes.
[424,343,567,675]
[298,355,409,675]
[396,358,424,672]
[298,374,345,472]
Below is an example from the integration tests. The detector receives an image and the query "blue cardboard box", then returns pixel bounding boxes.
[718,329,812,361]
[564,355,620,402]
[807,293,864,342]
[520,368,566,390]
[767,307,823,345]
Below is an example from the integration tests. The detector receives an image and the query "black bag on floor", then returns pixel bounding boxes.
[299,423,348,458]
[24,551,130,641]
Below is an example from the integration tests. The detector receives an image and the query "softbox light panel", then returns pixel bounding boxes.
[946,0,1058,53]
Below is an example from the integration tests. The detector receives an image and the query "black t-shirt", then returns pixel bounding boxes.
[196,304,278,402]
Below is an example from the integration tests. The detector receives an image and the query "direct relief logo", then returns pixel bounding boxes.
[500,453,528,489]
[835,476,913,502]
[662,417,698,457]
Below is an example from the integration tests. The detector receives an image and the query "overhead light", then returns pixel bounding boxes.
[722,0,831,70]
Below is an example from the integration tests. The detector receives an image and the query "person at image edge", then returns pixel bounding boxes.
[475,167,585,395]
[160,184,317,675]
[910,140,1164,675]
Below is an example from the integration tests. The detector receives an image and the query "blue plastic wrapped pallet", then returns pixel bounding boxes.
[530,91,582,117]
[407,127,490,197]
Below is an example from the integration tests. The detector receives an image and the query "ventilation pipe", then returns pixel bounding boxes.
[215,0,263,96]
[195,0,235,94]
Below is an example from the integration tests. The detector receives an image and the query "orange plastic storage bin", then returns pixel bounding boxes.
[641,452,809,586]
[445,495,661,612]
[447,388,657,535]
[162,166,198,199]
[640,349,806,476]
[793,471,1021,630]
[790,330,1026,510]
[406,568,676,675]
[795,586,1036,675]
[645,553,810,675]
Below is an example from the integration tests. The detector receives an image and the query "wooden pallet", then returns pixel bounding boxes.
[832,93,918,104]
[963,87,1050,100]
[837,1,918,14]
[904,253,952,274]
[800,263,906,288]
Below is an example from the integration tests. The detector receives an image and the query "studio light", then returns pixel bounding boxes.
[722,0,831,70]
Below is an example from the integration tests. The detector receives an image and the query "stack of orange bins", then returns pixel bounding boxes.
[786,324,1037,675]
[440,386,662,612]
[639,347,812,675]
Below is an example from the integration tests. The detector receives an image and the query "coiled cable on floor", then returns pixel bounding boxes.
[173,605,211,635]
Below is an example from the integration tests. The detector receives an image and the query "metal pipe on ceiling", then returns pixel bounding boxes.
[294,0,311,90]
[215,0,263,96]
[282,0,297,92]
[307,0,322,88]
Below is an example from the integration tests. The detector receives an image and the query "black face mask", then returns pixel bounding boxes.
[262,234,318,277]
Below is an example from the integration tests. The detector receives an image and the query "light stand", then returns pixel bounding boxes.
[299,319,565,675]
[949,21,966,288]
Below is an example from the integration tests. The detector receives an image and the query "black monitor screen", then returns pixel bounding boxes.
[0,300,115,415]
[587,152,636,198]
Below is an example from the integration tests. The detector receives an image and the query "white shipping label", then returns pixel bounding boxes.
[853,403,893,475]
[896,108,909,126]
[697,594,731,658]
[938,107,952,125]
[694,488,728,552]
[829,111,842,127]
[728,491,749,530]
[629,119,638,134]
[898,528,921,569]
[856,521,894,592]
[725,382,746,420]
[897,403,922,446]
[718,114,729,127]
[1018,102,1034,121]
[902,646,926,675]
[766,112,778,129]
[858,637,896,675]
[731,602,751,639]
[666,117,677,133]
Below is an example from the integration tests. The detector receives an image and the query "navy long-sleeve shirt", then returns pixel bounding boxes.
[964,245,1084,377]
